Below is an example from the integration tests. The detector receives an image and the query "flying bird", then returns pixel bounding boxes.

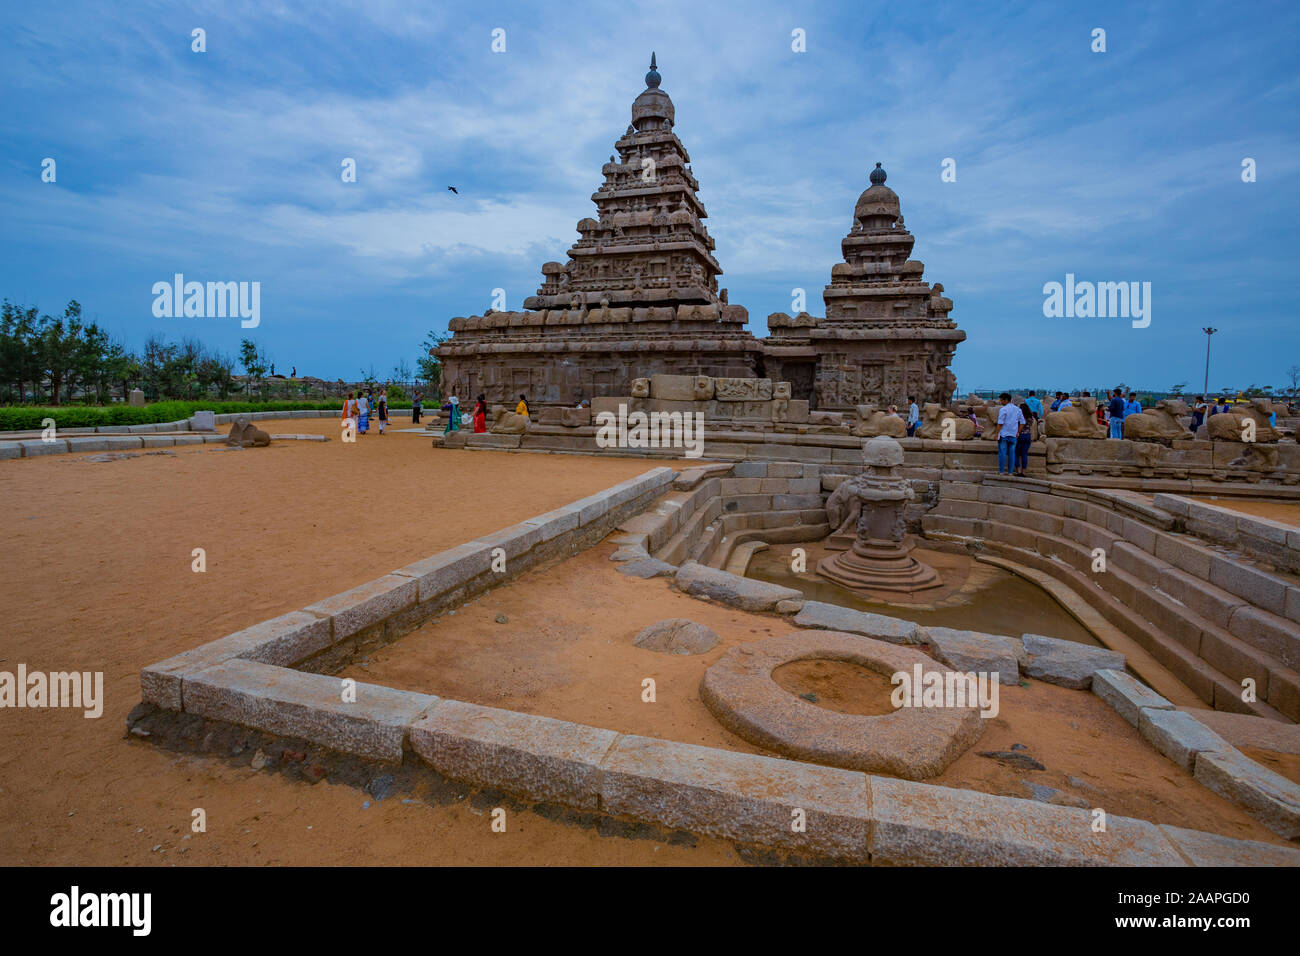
[447,186,458,194]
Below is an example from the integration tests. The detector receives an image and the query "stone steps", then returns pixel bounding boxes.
[922,509,1297,721]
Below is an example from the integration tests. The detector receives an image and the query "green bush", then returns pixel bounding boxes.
[0,398,410,432]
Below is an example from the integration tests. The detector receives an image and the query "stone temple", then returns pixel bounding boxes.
[435,55,963,411]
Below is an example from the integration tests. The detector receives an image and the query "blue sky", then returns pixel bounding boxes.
[2,0,1297,392]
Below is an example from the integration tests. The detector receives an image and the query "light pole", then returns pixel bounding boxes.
[1202,327,1217,398]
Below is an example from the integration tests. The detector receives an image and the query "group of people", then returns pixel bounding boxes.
[340,388,390,435]
[439,393,532,434]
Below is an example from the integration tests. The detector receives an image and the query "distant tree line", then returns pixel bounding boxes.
[2,297,450,406]
[1,299,243,405]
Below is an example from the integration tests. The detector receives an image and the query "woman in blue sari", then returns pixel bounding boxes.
[442,395,460,433]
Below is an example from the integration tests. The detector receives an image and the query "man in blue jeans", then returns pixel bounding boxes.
[996,392,1024,475]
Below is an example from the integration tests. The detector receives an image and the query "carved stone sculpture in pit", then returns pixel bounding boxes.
[817,436,940,593]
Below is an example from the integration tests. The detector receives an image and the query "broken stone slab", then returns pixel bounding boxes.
[409,700,617,811]
[189,410,215,432]
[598,733,869,860]
[610,545,651,562]
[925,627,1021,685]
[1193,748,1300,839]
[302,573,418,641]
[673,561,802,612]
[1157,824,1300,866]
[139,611,334,710]
[793,600,922,644]
[1137,708,1234,772]
[1092,668,1174,727]
[1020,780,1089,808]
[775,599,805,614]
[182,658,437,763]
[617,558,677,579]
[633,618,719,654]
[868,775,1185,866]
[1020,633,1126,689]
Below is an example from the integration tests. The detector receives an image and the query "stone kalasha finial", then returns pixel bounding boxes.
[869,162,887,185]
[816,435,940,593]
[646,52,661,88]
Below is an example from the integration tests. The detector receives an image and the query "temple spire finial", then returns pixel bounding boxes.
[645,52,661,89]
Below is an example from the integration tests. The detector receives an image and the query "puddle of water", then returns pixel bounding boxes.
[747,548,1100,646]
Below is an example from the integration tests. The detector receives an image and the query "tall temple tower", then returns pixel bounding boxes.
[763,163,964,410]
[523,53,724,312]
[436,55,761,406]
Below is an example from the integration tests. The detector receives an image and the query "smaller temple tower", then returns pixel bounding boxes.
[764,163,964,411]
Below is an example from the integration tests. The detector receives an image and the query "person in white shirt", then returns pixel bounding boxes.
[906,396,921,436]
[996,392,1024,475]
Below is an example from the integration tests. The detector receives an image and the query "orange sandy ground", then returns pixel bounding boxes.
[346,542,1293,848]
[0,418,743,865]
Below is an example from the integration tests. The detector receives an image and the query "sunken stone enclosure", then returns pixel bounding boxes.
[134,446,1300,865]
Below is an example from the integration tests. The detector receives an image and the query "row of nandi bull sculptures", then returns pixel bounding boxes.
[854,396,1286,444]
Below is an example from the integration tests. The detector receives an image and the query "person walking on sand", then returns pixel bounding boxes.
[515,394,530,418]
[472,394,487,433]
[357,390,370,435]
[341,391,357,434]
[442,394,460,434]
[412,391,423,424]
[377,389,388,435]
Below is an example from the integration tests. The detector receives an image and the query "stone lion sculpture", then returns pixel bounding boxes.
[489,405,530,434]
[1206,398,1280,443]
[1123,399,1192,442]
[852,404,906,438]
[823,476,863,550]
[226,416,270,447]
[1044,397,1106,439]
[916,403,974,440]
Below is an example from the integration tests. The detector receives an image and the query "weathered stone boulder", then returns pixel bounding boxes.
[1020,633,1125,689]
[559,406,592,427]
[926,627,1021,685]
[633,618,720,655]
[792,601,923,644]
[673,561,802,612]
[226,416,270,447]
[1124,399,1192,443]
[916,403,974,440]
[1044,398,1106,439]
[853,405,906,438]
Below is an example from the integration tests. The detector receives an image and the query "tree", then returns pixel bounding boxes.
[418,330,448,396]
[239,338,269,398]
[1168,381,1188,397]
